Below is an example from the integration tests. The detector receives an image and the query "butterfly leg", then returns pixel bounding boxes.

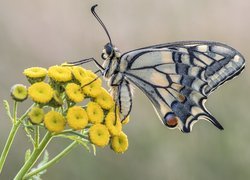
[80,70,102,89]
[66,57,104,70]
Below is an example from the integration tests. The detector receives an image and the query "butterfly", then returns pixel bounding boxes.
[68,4,245,133]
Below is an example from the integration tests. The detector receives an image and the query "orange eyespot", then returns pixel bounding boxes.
[164,113,178,128]
[178,94,186,102]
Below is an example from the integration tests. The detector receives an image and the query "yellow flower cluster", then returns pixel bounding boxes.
[16,65,129,153]
[23,67,47,83]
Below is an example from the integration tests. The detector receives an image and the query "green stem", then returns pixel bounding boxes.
[0,124,19,173]
[0,102,33,173]
[13,101,18,123]
[34,126,40,148]
[19,104,34,122]
[0,103,35,174]
[24,141,78,179]
[14,132,52,180]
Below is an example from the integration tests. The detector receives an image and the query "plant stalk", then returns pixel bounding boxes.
[24,141,78,179]
[14,132,52,180]
[0,104,35,173]
[0,124,19,173]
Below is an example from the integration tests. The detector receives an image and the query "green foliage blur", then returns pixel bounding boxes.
[0,0,249,179]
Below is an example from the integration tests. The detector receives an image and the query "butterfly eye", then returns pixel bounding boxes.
[106,47,112,55]
[164,113,178,128]
[104,43,113,56]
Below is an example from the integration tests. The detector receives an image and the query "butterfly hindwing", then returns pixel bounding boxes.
[121,41,245,132]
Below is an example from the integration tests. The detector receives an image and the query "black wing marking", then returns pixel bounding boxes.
[121,41,245,132]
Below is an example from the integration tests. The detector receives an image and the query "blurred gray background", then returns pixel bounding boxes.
[0,0,250,179]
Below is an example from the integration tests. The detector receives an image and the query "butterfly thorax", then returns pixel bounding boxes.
[102,56,119,80]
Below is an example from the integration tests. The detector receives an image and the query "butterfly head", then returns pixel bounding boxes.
[101,43,121,60]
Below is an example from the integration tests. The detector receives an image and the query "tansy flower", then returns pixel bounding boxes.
[44,111,65,133]
[95,88,115,110]
[71,66,88,83]
[89,124,110,147]
[23,67,47,83]
[111,132,129,153]
[48,65,72,82]
[85,70,102,84]
[105,111,122,136]
[86,102,104,124]
[82,77,102,97]
[65,83,85,103]
[28,82,53,104]
[28,107,44,124]
[67,106,88,130]
[11,84,28,102]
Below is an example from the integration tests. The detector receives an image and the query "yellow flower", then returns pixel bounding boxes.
[111,132,129,153]
[105,111,122,136]
[48,65,72,82]
[11,84,28,102]
[85,70,102,84]
[85,69,96,77]
[89,124,110,147]
[23,67,47,82]
[86,102,104,124]
[71,66,88,83]
[28,107,44,124]
[67,106,88,130]
[44,111,65,133]
[95,88,115,110]
[65,83,85,103]
[82,77,102,97]
[28,82,53,104]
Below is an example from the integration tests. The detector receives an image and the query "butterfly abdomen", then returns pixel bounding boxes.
[117,80,133,121]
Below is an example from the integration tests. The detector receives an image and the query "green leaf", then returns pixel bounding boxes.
[29,175,42,180]
[58,135,91,152]
[91,144,96,156]
[25,149,31,162]
[29,150,49,179]
[40,150,49,166]
[22,120,35,145]
[68,136,90,152]
[3,100,13,122]
[61,131,88,140]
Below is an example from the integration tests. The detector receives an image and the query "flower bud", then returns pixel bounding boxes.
[28,107,44,124]
[11,84,28,102]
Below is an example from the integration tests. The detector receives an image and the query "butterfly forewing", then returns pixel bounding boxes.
[121,41,245,132]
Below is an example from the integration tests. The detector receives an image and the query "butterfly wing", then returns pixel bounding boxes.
[120,41,245,132]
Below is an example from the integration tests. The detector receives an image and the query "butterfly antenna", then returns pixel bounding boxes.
[91,4,113,45]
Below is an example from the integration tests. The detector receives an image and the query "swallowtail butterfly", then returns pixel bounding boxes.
[69,4,245,133]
